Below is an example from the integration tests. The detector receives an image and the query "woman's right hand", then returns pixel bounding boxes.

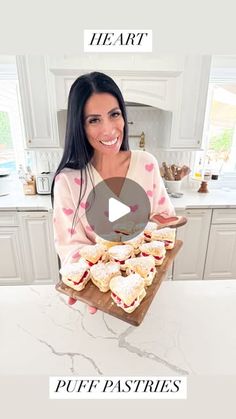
[68,297,97,314]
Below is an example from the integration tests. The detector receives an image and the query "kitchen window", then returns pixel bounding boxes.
[197,59,236,184]
[203,83,236,174]
[0,58,25,173]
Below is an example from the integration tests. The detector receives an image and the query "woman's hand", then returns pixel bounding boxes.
[68,297,97,314]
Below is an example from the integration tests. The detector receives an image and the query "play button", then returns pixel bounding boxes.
[85,177,151,242]
[108,197,130,222]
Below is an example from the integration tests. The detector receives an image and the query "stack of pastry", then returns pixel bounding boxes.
[125,255,156,286]
[108,244,134,271]
[90,261,121,292]
[123,233,144,255]
[110,273,146,313]
[59,258,90,291]
[150,227,176,250]
[139,241,166,266]
[59,220,176,314]
[143,221,158,242]
[79,243,109,265]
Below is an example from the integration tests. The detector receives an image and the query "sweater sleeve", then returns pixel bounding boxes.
[146,153,176,218]
[52,172,92,266]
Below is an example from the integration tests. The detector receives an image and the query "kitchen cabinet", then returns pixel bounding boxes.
[172,208,212,280]
[52,55,211,150]
[16,54,211,151]
[0,210,59,285]
[16,55,60,148]
[0,212,25,285]
[19,211,59,284]
[173,208,236,281]
[204,209,236,280]
[159,55,212,149]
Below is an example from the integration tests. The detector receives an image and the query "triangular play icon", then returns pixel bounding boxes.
[108,197,131,222]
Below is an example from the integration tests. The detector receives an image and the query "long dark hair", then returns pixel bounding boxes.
[51,71,129,228]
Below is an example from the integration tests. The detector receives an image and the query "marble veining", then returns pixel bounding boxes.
[1,280,236,376]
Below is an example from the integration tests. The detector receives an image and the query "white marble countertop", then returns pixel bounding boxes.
[0,188,52,211]
[1,280,236,375]
[170,187,236,210]
[0,186,236,211]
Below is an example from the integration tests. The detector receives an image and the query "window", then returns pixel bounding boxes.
[204,83,236,175]
[198,58,236,182]
[0,58,25,173]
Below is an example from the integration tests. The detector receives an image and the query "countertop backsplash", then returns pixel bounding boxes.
[125,106,196,189]
[25,149,63,174]
[25,147,195,192]
[126,106,161,153]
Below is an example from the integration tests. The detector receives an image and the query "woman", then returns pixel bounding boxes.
[51,71,175,313]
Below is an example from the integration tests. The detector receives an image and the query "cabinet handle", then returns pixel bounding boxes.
[26,215,46,218]
[186,210,206,215]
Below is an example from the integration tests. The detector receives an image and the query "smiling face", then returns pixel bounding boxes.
[83,92,125,156]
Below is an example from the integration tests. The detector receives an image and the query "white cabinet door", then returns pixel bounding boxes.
[157,56,211,149]
[16,55,59,148]
[19,212,59,284]
[169,55,211,149]
[173,209,212,280]
[204,224,236,280]
[0,226,25,285]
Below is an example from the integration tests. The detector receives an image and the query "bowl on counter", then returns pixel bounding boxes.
[164,179,182,194]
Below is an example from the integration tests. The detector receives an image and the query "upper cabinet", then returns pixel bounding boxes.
[16,55,60,148]
[16,54,211,150]
[167,55,212,149]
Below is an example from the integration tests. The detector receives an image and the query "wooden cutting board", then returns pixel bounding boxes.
[55,240,183,326]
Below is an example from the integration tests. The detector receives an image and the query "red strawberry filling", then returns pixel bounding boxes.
[86,255,103,266]
[111,292,136,308]
[141,252,163,260]
[164,240,173,246]
[113,255,131,264]
[68,270,89,286]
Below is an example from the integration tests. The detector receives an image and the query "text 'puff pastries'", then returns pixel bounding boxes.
[108,244,134,271]
[125,255,156,286]
[59,259,90,291]
[79,243,107,266]
[90,261,121,292]
[109,273,146,313]
[151,227,176,250]
[139,240,166,266]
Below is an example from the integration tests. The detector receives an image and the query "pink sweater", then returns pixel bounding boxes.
[53,150,175,265]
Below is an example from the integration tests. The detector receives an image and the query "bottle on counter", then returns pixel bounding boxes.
[203,157,212,181]
[194,158,203,178]
[18,164,27,184]
[203,170,212,181]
